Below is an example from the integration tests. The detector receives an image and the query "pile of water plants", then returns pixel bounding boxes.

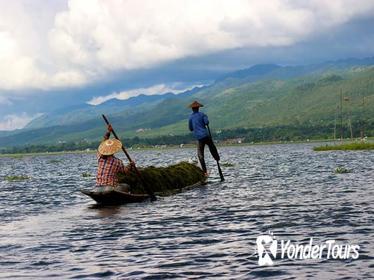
[5,175,30,182]
[314,142,374,151]
[335,167,351,174]
[118,161,205,195]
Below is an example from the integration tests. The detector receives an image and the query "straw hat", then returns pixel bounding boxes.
[98,139,122,155]
[188,100,204,108]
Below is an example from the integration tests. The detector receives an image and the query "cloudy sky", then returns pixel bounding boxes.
[0,0,373,130]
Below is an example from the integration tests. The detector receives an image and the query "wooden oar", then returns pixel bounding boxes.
[206,124,225,182]
[102,114,156,201]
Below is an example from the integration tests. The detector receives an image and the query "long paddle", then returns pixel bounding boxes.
[206,125,225,182]
[102,114,156,201]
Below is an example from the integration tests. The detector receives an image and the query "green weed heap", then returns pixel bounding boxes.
[117,162,205,195]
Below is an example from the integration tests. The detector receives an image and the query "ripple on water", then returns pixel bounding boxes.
[0,144,373,279]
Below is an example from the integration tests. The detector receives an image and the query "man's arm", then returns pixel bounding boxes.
[120,160,136,174]
[97,125,112,159]
[102,125,112,142]
[203,114,209,126]
[189,117,193,131]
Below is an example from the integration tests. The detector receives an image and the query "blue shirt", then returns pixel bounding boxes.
[189,111,209,140]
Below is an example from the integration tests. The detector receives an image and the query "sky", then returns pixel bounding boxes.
[0,0,373,130]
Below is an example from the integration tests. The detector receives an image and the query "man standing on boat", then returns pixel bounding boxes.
[96,125,134,192]
[188,101,220,176]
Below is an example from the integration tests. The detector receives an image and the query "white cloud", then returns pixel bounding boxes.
[87,83,205,105]
[0,0,373,93]
[0,113,43,131]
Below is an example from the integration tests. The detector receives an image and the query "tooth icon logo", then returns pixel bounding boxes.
[256,235,277,266]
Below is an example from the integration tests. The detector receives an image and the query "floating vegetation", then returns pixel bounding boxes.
[3,154,25,159]
[5,175,30,181]
[221,162,235,167]
[118,161,205,195]
[335,167,351,174]
[48,159,61,164]
[81,172,92,177]
[314,142,374,151]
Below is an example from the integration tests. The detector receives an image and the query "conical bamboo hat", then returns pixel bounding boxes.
[98,139,122,155]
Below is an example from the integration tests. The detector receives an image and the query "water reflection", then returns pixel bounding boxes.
[89,205,123,218]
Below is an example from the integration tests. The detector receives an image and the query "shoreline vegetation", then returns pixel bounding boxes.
[313,141,374,151]
[1,123,373,155]
[0,138,373,157]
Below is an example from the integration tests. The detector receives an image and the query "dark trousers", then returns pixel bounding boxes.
[197,136,220,173]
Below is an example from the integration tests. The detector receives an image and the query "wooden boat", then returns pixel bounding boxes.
[81,179,207,205]
[81,189,150,205]
[81,162,207,205]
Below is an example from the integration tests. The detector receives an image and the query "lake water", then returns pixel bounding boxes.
[0,144,373,279]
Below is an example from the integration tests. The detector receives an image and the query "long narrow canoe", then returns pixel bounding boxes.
[81,162,207,205]
[81,189,150,205]
[81,179,207,205]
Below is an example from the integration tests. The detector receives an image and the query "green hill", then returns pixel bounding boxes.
[0,63,373,149]
[119,66,374,138]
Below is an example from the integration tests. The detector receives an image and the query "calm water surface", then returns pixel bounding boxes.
[0,144,373,279]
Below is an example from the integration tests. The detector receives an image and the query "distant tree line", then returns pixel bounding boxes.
[1,122,373,154]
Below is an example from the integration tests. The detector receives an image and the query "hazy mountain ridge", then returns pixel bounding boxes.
[25,57,374,129]
[1,57,373,148]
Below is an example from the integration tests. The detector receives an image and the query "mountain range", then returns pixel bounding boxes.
[0,57,373,148]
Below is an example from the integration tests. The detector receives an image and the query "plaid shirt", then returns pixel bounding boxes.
[96,154,126,187]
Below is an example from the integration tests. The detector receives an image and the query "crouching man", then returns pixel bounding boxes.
[95,125,134,192]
